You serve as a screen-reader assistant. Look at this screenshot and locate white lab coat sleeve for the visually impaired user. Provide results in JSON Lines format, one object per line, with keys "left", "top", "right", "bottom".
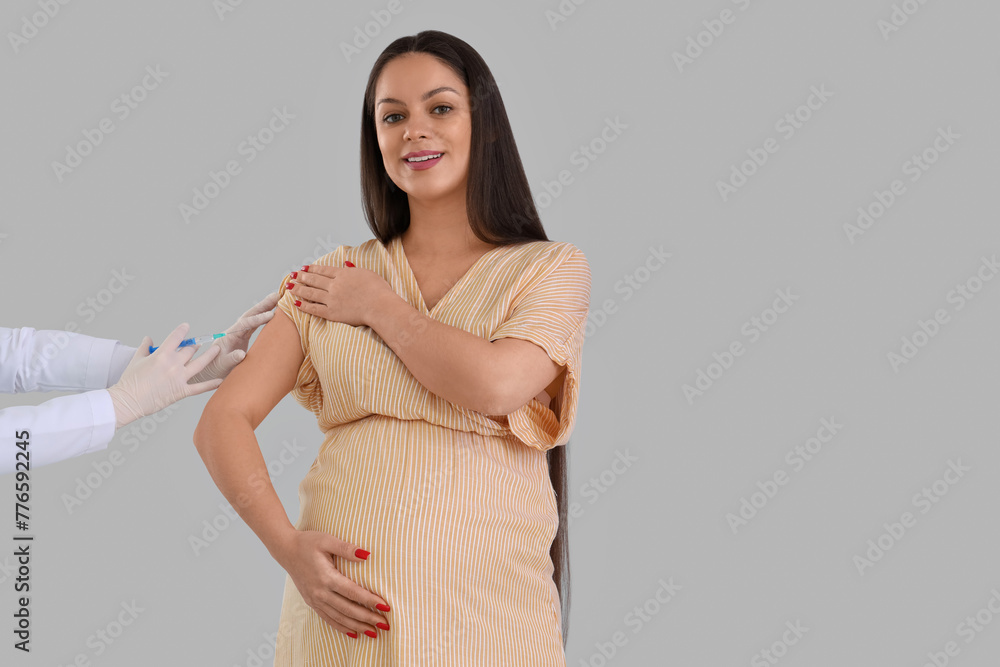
{"left": 108, "top": 342, "right": 136, "bottom": 386}
{"left": 0, "top": 327, "right": 119, "bottom": 392}
{"left": 0, "top": 327, "right": 121, "bottom": 475}
{"left": 0, "top": 391, "right": 116, "bottom": 475}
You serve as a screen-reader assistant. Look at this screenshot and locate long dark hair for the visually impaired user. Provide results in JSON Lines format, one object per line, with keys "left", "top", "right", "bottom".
{"left": 360, "top": 30, "right": 572, "bottom": 644}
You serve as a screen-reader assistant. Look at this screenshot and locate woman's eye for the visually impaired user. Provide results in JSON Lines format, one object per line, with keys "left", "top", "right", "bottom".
{"left": 382, "top": 106, "right": 452, "bottom": 124}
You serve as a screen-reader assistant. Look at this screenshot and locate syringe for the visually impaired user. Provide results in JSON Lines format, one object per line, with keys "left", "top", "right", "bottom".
{"left": 148, "top": 333, "right": 226, "bottom": 354}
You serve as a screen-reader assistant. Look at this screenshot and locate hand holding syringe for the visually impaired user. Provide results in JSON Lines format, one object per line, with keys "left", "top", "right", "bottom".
{"left": 148, "top": 333, "right": 227, "bottom": 354}
{"left": 144, "top": 291, "right": 277, "bottom": 371}
{"left": 108, "top": 293, "right": 279, "bottom": 430}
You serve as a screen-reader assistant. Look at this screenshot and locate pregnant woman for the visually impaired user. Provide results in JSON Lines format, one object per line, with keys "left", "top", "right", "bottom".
{"left": 194, "top": 30, "right": 591, "bottom": 665}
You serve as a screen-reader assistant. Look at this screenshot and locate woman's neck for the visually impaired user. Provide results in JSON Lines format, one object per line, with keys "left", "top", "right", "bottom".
{"left": 403, "top": 194, "right": 494, "bottom": 258}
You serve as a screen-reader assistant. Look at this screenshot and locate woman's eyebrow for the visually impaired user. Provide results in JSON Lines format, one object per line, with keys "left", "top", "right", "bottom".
{"left": 377, "top": 86, "right": 459, "bottom": 107}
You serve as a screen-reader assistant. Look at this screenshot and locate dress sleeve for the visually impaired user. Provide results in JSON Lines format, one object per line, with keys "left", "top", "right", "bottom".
{"left": 276, "top": 270, "right": 324, "bottom": 417}
{"left": 489, "top": 244, "right": 591, "bottom": 451}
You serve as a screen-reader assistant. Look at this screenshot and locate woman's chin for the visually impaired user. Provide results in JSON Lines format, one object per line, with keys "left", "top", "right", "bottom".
{"left": 402, "top": 182, "right": 463, "bottom": 202}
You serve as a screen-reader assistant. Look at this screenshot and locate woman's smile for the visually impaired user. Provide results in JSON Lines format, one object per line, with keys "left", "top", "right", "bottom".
{"left": 402, "top": 150, "right": 444, "bottom": 170}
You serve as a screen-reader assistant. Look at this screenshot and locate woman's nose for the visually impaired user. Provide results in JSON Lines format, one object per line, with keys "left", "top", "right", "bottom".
{"left": 403, "top": 119, "right": 429, "bottom": 141}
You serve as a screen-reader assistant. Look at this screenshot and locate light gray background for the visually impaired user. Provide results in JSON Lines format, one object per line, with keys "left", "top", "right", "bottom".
{"left": 2, "top": 1, "right": 999, "bottom": 665}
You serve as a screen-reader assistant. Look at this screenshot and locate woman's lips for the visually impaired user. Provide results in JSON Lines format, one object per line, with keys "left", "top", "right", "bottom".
{"left": 403, "top": 153, "right": 443, "bottom": 170}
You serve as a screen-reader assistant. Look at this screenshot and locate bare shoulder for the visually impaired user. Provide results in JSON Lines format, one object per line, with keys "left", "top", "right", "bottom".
{"left": 200, "top": 308, "right": 303, "bottom": 429}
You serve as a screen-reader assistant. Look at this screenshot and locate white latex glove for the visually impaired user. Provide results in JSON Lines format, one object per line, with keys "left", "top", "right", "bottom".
{"left": 189, "top": 292, "right": 279, "bottom": 384}
{"left": 107, "top": 323, "right": 226, "bottom": 429}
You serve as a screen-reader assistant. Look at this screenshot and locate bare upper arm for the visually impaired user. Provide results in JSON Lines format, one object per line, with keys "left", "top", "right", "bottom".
{"left": 490, "top": 337, "right": 564, "bottom": 416}
{"left": 197, "top": 307, "right": 304, "bottom": 431}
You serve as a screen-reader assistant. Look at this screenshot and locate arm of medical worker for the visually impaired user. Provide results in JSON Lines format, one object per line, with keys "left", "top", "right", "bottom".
{"left": 0, "top": 327, "right": 125, "bottom": 475}
{"left": 0, "top": 391, "right": 116, "bottom": 476}
{"left": 0, "top": 327, "right": 133, "bottom": 393}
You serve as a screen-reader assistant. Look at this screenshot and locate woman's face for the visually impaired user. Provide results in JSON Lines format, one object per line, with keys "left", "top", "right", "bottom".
{"left": 374, "top": 53, "right": 472, "bottom": 203}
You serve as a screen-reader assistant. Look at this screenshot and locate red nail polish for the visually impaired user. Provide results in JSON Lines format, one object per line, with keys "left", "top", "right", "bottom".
{"left": 376, "top": 603, "right": 391, "bottom": 612}
{"left": 291, "top": 271, "right": 298, "bottom": 279}
{"left": 286, "top": 282, "right": 294, "bottom": 290}
{"left": 345, "top": 261, "right": 355, "bottom": 267}
{"left": 364, "top": 629, "right": 377, "bottom": 638}
{"left": 301, "top": 265, "right": 309, "bottom": 272}
{"left": 355, "top": 548, "right": 370, "bottom": 560}
{"left": 294, "top": 300, "right": 301, "bottom": 307}
{"left": 377, "top": 622, "right": 390, "bottom": 631}
{"left": 347, "top": 632, "right": 358, "bottom": 638}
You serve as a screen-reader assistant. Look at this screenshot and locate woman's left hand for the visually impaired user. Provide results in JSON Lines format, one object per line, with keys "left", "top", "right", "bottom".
{"left": 287, "top": 262, "right": 395, "bottom": 328}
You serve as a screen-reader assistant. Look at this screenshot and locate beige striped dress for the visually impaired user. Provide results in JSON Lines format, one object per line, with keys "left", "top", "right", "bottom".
{"left": 272, "top": 235, "right": 590, "bottom": 666}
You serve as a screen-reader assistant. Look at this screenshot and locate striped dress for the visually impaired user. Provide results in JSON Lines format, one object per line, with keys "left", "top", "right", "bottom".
{"left": 272, "top": 234, "right": 590, "bottom": 666}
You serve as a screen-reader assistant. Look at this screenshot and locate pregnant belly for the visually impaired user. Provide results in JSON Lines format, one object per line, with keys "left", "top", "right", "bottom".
{"left": 294, "top": 416, "right": 557, "bottom": 568}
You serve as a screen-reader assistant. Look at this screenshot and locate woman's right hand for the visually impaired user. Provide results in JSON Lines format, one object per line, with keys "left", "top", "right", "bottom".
{"left": 273, "top": 529, "right": 391, "bottom": 638}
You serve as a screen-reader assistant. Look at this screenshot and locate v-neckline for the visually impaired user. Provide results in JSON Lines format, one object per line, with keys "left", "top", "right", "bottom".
{"left": 393, "top": 235, "right": 505, "bottom": 317}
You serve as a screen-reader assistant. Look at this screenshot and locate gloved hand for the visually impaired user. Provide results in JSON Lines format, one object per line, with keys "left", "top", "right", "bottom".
{"left": 188, "top": 292, "right": 279, "bottom": 384}
{"left": 107, "top": 323, "right": 226, "bottom": 429}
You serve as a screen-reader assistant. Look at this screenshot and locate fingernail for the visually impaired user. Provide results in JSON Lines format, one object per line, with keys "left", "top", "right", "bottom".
{"left": 286, "top": 282, "right": 294, "bottom": 290}
{"left": 301, "top": 265, "right": 310, "bottom": 272}
{"left": 347, "top": 632, "right": 358, "bottom": 638}
{"left": 355, "top": 548, "right": 370, "bottom": 560}
{"left": 364, "top": 629, "right": 377, "bottom": 638}
{"left": 291, "top": 271, "right": 298, "bottom": 279}
{"left": 294, "top": 300, "right": 301, "bottom": 307}
{"left": 377, "top": 622, "right": 390, "bottom": 631}
{"left": 345, "top": 261, "right": 355, "bottom": 267}
{"left": 376, "top": 603, "right": 391, "bottom": 612}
